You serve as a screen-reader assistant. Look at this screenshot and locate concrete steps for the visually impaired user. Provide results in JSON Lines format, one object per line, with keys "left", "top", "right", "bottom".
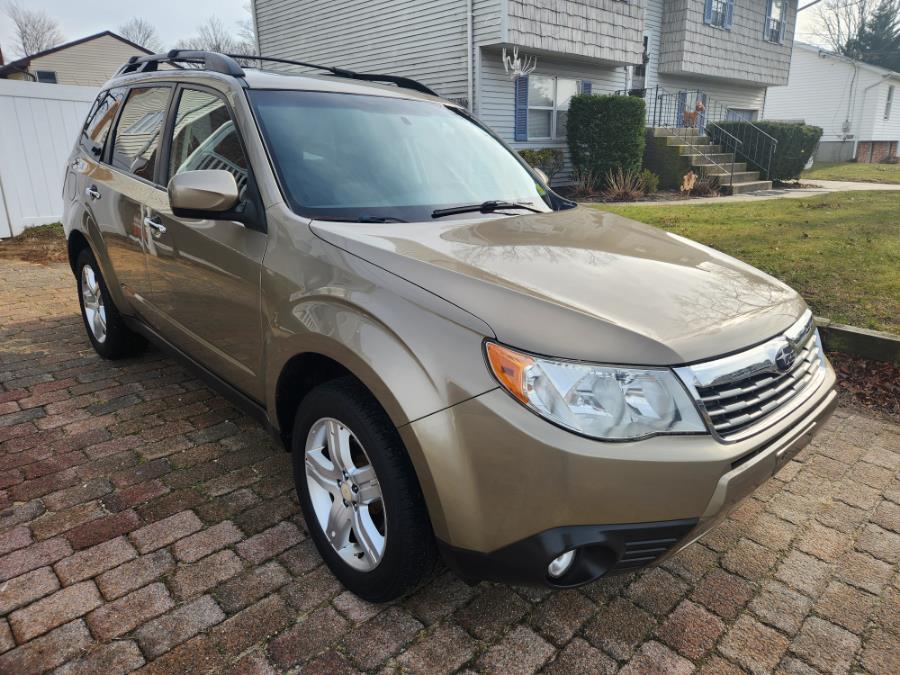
{"left": 648, "top": 127, "right": 772, "bottom": 194}
{"left": 706, "top": 171, "right": 761, "bottom": 186}
{"left": 728, "top": 180, "right": 776, "bottom": 194}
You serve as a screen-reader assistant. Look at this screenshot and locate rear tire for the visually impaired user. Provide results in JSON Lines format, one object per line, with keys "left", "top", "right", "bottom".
{"left": 292, "top": 377, "right": 437, "bottom": 602}
{"left": 75, "top": 247, "right": 145, "bottom": 359}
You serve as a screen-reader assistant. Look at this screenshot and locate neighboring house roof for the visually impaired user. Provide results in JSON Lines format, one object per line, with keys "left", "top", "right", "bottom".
{"left": 794, "top": 42, "right": 900, "bottom": 81}
{"left": 0, "top": 31, "right": 154, "bottom": 78}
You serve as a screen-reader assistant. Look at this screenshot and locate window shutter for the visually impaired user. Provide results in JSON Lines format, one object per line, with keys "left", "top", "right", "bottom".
{"left": 703, "top": 0, "right": 713, "bottom": 25}
{"left": 724, "top": 0, "right": 734, "bottom": 29}
{"left": 514, "top": 75, "right": 529, "bottom": 142}
{"left": 581, "top": 80, "right": 592, "bottom": 95}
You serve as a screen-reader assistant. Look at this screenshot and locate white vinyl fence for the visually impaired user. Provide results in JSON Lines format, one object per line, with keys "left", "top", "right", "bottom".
{"left": 0, "top": 80, "right": 97, "bottom": 239}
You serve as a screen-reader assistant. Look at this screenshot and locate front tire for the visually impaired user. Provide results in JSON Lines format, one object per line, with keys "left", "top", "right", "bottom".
{"left": 75, "top": 248, "right": 145, "bottom": 359}
{"left": 292, "top": 377, "right": 437, "bottom": 602}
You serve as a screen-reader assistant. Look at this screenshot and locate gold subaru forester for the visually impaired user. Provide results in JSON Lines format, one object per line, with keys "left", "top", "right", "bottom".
{"left": 63, "top": 50, "right": 837, "bottom": 601}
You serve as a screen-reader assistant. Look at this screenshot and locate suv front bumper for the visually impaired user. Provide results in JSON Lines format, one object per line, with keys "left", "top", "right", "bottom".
{"left": 401, "top": 362, "right": 837, "bottom": 587}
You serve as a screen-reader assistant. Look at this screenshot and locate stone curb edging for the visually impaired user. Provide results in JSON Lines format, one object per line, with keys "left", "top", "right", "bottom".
{"left": 815, "top": 317, "right": 900, "bottom": 363}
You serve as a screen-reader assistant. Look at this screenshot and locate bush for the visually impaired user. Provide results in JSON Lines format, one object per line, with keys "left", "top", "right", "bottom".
{"left": 518, "top": 148, "right": 565, "bottom": 184}
{"left": 640, "top": 169, "right": 660, "bottom": 194}
{"left": 603, "top": 168, "right": 645, "bottom": 201}
{"left": 716, "top": 121, "right": 823, "bottom": 181}
{"left": 567, "top": 95, "right": 646, "bottom": 184}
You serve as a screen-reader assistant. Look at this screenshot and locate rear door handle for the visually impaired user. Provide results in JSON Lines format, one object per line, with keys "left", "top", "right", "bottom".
{"left": 143, "top": 216, "right": 167, "bottom": 236}
{"left": 86, "top": 186, "right": 101, "bottom": 200}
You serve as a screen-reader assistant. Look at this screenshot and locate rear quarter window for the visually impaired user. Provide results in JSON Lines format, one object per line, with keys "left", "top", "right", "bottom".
{"left": 81, "top": 88, "right": 127, "bottom": 158}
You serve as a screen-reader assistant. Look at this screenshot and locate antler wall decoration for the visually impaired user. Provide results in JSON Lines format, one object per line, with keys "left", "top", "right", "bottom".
{"left": 502, "top": 47, "right": 537, "bottom": 79}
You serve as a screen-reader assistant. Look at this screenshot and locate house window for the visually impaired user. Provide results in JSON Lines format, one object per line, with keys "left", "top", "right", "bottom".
{"left": 765, "top": 0, "right": 787, "bottom": 43}
{"left": 704, "top": 0, "right": 732, "bottom": 29}
{"left": 886, "top": 85, "right": 895, "bottom": 120}
{"left": 35, "top": 70, "right": 57, "bottom": 83}
{"left": 527, "top": 75, "right": 579, "bottom": 140}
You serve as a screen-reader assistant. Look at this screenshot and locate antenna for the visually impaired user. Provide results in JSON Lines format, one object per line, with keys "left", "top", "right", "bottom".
{"left": 502, "top": 47, "right": 537, "bottom": 79}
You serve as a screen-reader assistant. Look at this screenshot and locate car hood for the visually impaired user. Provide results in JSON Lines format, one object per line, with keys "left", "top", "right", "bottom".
{"left": 310, "top": 207, "right": 806, "bottom": 365}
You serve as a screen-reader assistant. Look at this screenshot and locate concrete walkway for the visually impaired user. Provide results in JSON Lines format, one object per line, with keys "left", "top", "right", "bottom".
{"left": 600, "top": 179, "right": 900, "bottom": 207}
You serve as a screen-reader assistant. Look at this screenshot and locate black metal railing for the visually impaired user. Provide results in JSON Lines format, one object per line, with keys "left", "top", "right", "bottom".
{"left": 615, "top": 87, "right": 778, "bottom": 180}
{"left": 673, "top": 123, "right": 739, "bottom": 188}
{"left": 708, "top": 120, "right": 777, "bottom": 179}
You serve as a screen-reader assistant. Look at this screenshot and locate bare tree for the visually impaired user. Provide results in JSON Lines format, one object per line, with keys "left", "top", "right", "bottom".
{"left": 812, "top": 0, "right": 873, "bottom": 53}
{"left": 4, "top": 1, "right": 64, "bottom": 57}
{"left": 118, "top": 17, "right": 162, "bottom": 53}
{"left": 175, "top": 17, "right": 242, "bottom": 53}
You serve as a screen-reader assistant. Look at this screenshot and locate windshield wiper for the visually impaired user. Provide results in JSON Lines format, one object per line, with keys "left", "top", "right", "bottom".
{"left": 431, "top": 200, "right": 545, "bottom": 219}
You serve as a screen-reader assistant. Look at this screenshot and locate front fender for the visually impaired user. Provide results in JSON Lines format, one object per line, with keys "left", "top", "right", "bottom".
{"left": 264, "top": 291, "right": 496, "bottom": 429}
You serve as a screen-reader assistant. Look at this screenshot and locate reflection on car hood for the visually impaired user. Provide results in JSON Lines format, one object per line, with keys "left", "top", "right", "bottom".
{"left": 310, "top": 207, "right": 806, "bottom": 365}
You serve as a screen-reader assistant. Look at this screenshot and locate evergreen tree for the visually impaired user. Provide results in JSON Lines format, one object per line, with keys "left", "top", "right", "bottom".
{"left": 843, "top": 0, "right": 900, "bottom": 71}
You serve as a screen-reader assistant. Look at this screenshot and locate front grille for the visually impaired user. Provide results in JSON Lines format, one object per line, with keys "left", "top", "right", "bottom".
{"left": 675, "top": 311, "right": 828, "bottom": 441}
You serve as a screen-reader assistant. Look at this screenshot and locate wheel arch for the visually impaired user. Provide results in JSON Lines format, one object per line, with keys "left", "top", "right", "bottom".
{"left": 66, "top": 228, "right": 91, "bottom": 274}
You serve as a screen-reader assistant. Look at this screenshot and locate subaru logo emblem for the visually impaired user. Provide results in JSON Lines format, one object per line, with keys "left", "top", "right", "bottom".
{"left": 774, "top": 343, "right": 795, "bottom": 372}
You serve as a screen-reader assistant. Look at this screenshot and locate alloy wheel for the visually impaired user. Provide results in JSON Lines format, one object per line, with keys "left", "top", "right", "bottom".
{"left": 304, "top": 417, "right": 387, "bottom": 571}
{"left": 81, "top": 264, "right": 107, "bottom": 343}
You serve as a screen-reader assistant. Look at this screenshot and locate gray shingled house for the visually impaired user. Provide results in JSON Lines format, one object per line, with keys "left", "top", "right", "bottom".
{"left": 252, "top": 1, "right": 798, "bottom": 187}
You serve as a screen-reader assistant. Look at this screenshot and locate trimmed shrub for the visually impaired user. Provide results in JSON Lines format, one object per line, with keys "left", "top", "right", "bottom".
{"left": 518, "top": 148, "right": 565, "bottom": 184}
{"left": 716, "top": 121, "right": 823, "bottom": 181}
{"left": 567, "top": 95, "right": 646, "bottom": 185}
{"left": 640, "top": 169, "right": 660, "bottom": 194}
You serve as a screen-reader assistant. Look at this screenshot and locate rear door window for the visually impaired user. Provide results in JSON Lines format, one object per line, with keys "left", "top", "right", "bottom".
{"left": 110, "top": 86, "right": 172, "bottom": 183}
{"left": 81, "top": 88, "right": 127, "bottom": 158}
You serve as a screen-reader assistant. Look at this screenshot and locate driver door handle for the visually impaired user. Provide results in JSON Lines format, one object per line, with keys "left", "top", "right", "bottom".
{"left": 86, "top": 186, "right": 101, "bottom": 200}
{"left": 143, "top": 216, "right": 166, "bottom": 236}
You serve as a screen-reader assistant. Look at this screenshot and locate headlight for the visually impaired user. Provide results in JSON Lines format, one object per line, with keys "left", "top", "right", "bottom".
{"left": 485, "top": 342, "right": 707, "bottom": 440}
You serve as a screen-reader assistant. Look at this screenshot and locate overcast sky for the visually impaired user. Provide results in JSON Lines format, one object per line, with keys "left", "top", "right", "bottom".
{"left": 0, "top": 0, "right": 249, "bottom": 58}
{"left": 1, "top": 1, "right": 825, "bottom": 60}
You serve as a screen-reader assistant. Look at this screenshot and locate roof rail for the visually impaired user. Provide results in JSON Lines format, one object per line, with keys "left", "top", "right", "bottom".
{"left": 117, "top": 50, "right": 245, "bottom": 77}
{"left": 226, "top": 54, "right": 438, "bottom": 97}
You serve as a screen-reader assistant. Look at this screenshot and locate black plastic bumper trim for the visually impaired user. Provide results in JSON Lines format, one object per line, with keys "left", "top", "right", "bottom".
{"left": 437, "top": 518, "right": 699, "bottom": 588}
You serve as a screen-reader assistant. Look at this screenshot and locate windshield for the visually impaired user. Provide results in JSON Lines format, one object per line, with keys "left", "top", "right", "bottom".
{"left": 248, "top": 90, "right": 554, "bottom": 222}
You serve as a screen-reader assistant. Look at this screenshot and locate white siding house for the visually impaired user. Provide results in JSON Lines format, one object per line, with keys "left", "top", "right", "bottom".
{"left": 764, "top": 43, "right": 900, "bottom": 163}
{"left": 0, "top": 32, "right": 153, "bottom": 87}
{"left": 252, "top": 0, "right": 799, "bottom": 181}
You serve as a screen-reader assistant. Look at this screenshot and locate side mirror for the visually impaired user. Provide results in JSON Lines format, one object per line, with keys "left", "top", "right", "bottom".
{"left": 168, "top": 170, "right": 239, "bottom": 216}
{"left": 534, "top": 168, "right": 549, "bottom": 184}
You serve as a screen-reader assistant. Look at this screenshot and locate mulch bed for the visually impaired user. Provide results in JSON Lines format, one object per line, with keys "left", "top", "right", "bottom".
{"left": 0, "top": 224, "right": 67, "bottom": 264}
{"left": 829, "top": 352, "right": 900, "bottom": 418}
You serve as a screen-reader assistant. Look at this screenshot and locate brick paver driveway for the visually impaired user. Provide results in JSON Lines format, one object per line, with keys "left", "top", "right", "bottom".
{"left": 1, "top": 257, "right": 898, "bottom": 675}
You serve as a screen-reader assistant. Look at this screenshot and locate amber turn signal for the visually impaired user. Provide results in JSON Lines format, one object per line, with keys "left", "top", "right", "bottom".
{"left": 485, "top": 342, "right": 534, "bottom": 403}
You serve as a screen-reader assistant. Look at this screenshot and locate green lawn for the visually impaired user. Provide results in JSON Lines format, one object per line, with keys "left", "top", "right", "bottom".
{"left": 802, "top": 161, "right": 900, "bottom": 184}
{"left": 598, "top": 191, "right": 900, "bottom": 334}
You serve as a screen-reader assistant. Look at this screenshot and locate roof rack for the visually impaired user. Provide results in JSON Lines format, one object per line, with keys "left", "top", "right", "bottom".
{"left": 225, "top": 54, "right": 438, "bottom": 97}
{"left": 117, "top": 50, "right": 245, "bottom": 77}
{"left": 115, "top": 50, "right": 438, "bottom": 98}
